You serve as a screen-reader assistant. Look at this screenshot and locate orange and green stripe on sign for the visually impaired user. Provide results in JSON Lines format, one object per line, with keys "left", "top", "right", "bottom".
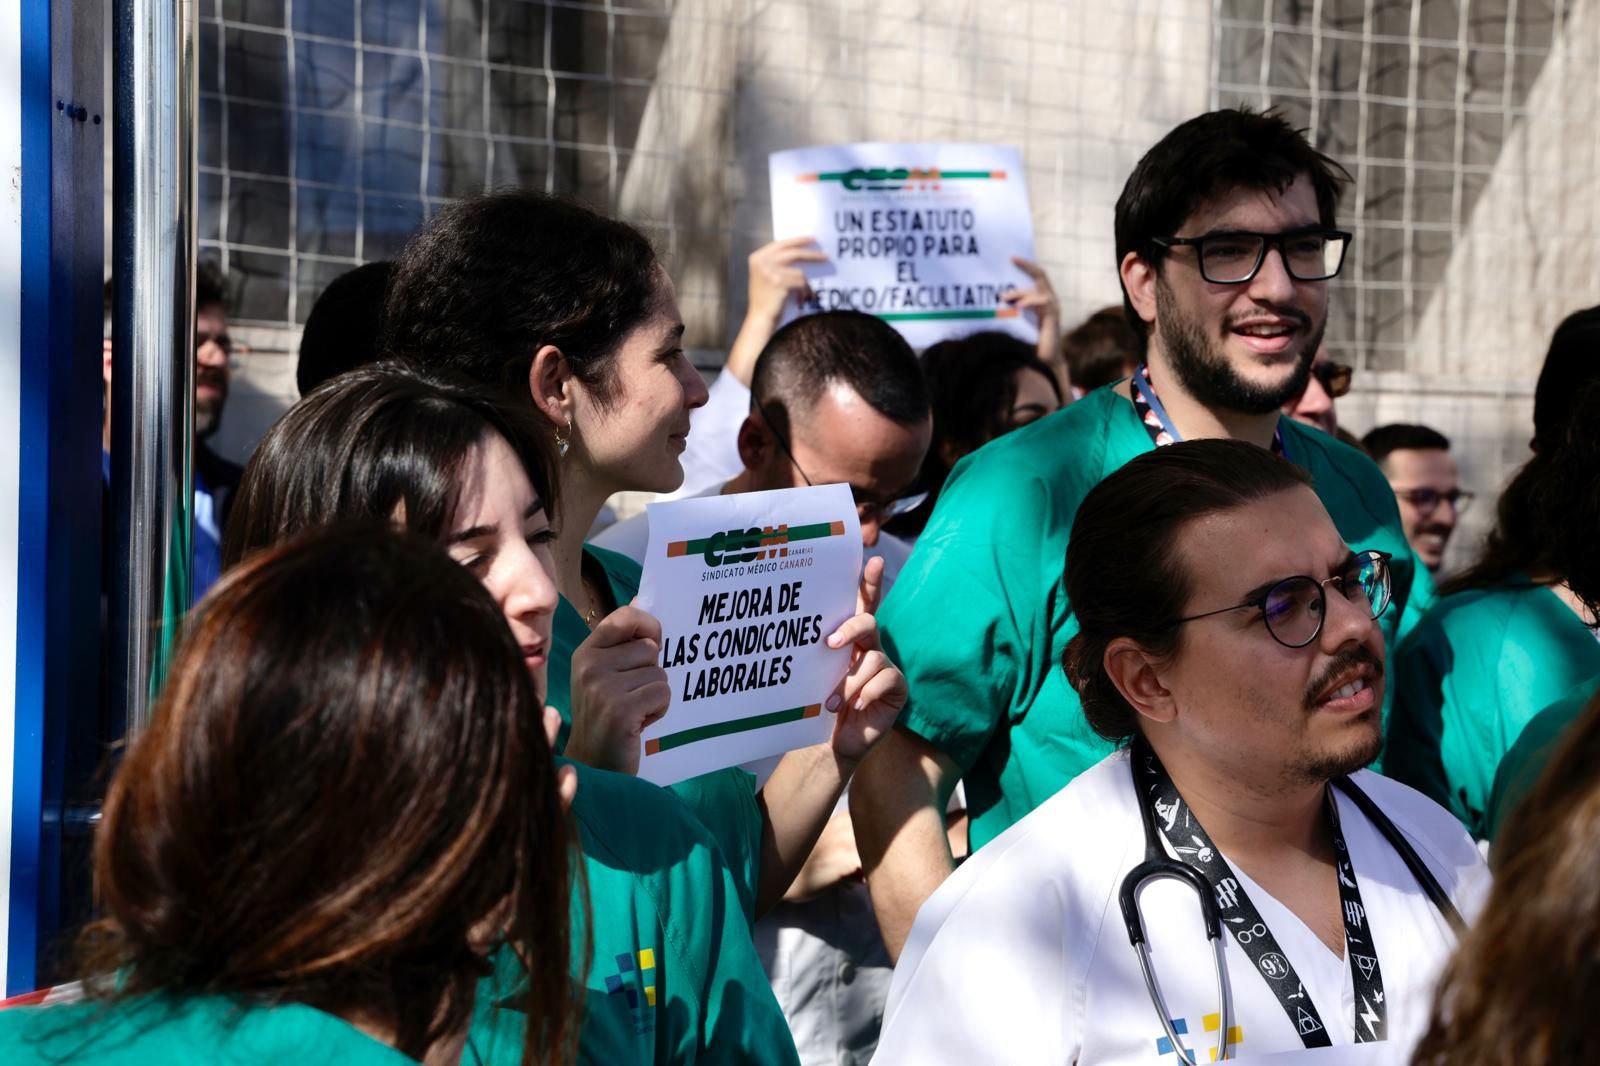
{"left": 666, "top": 520, "right": 846, "bottom": 559}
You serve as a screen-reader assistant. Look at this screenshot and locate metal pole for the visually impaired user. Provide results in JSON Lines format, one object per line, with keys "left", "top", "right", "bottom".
{"left": 110, "top": 0, "right": 196, "bottom": 739}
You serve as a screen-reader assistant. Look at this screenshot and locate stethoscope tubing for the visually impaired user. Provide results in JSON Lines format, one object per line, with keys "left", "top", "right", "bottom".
{"left": 1121, "top": 773, "right": 1462, "bottom": 1063}
{"left": 1121, "top": 861, "right": 1232, "bottom": 1064}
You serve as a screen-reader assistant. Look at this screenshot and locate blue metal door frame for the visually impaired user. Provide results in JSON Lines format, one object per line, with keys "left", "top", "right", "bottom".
{"left": 6, "top": 0, "right": 105, "bottom": 996}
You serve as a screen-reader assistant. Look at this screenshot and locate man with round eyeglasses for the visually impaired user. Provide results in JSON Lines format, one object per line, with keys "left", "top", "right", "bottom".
{"left": 852, "top": 107, "right": 1427, "bottom": 961}
{"left": 874, "top": 439, "right": 1485, "bottom": 1066}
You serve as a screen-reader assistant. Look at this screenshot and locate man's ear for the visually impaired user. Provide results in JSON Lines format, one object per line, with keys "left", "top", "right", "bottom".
{"left": 1120, "top": 251, "right": 1159, "bottom": 331}
{"left": 528, "top": 344, "right": 572, "bottom": 427}
{"left": 1103, "top": 636, "right": 1178, "bottom": 726}
{"left": 735, "top": 413, "right": 771, "bottom": 471}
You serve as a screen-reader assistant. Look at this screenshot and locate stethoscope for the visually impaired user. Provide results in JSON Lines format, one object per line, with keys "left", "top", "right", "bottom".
{"left": 1117, "top": 772, "right": 1465, "bottom": 1065}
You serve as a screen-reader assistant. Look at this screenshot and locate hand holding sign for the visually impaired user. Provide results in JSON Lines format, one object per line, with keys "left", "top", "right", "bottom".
{"left": 769, "top": 143, "right": 1037, "bottom": 349}
{"left": 1004, "top": 255, "right": 1068, "bottom": 393}
{"left": 748, "top": 237, "right": 828, "bottom": 324}
{"left": 634, "top": 484, "right": 864, "bottom": 785}
{"left": 565, "top": 605, "right": 673, "bottom": 776}
{"left": 823, "top": 556, "right": 907, "bottom": 766}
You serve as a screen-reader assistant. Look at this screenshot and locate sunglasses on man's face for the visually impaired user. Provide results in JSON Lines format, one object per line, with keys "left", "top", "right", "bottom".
{"left": 1311, "top": 360, "right": 1353, "bottom": 398}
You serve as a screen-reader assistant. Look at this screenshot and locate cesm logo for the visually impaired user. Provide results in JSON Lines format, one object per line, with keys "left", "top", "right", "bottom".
{"left": 797, "top": 166, "right": 1008, "bottom": 193}
{"left": 667, "top": 520, "right": 848, "bottom": 569}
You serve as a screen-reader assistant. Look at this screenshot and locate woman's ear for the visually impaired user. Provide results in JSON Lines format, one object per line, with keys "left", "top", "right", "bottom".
{"left": 1103, "top": 637, "right": 1178, "bottom": 726}
{"left": 528, "top": 344, "right": 571, "bottom": 427}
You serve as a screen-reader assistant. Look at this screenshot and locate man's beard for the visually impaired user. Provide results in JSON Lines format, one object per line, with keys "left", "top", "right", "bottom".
{"left": 1154, "top": 279, "right": 1321, "bottom": 415}
{"left": 195, "top": 369, "right": 227, "bottom": 440}
{"left": 1291, "top": 724, "right": 1384, "bottom": 783}
{"left": 195, "top": 398, "right": 222, "bottom": 440}
{"left": 1289, "top": 646, "right": 1386, "bottom": 783}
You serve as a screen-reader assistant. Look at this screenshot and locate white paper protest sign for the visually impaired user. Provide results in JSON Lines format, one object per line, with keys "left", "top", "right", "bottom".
{"left": 769, "top": 142, "right": 1037, "bottom": 350}
{"left": 633, "top": 484, "right": 863, "bottom": 786}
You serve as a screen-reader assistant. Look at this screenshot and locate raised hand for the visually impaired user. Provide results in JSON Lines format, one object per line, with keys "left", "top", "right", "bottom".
{"left": 1004, "top": 256, "right": 1067, "bottom": 392}
{"left": 563, "top": 605, "right": 672, "bottom": 776}
{"left": 824, "top": 557, "right": 907, "bottom": 765}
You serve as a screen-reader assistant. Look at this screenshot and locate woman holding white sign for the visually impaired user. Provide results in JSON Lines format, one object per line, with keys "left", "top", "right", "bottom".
{"left": 223, "top": 363, "right": 801, "bottom": 1066}
{"left": 384, "top": 190, "right": 910, "bottom": 923}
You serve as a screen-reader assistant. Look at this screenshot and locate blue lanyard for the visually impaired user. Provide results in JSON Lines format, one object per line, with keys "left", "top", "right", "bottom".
{"left": 1131, "top": 364, "right": 1291, "bottom": 462}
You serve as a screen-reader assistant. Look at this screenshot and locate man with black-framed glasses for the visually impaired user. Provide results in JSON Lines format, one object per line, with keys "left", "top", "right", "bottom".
{"left": 853, "top": 107, "right": 1427, "bottom": 962}
{"left": 874, "top": 439, "right": 1484, "bottom": 1065}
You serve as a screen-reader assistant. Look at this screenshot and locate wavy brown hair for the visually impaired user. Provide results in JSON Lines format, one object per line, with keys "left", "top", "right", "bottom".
{"left": 1413, "top": 687, "right": 1600, "bottom": 1065}
{"left": 1414, "top": 390, "right": 1600, "bottom": 1065}
{"left": 79, "top": 526, "right": 575, "bottom": 1064}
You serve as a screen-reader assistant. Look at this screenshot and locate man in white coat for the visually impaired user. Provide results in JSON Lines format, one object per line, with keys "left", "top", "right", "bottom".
{"left": 873, "top": 439, "right": 1487, "bottom": 1065}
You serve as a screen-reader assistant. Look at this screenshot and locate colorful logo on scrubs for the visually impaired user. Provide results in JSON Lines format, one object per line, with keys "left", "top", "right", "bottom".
{"left": 605, "top": 950, "right": 657, "bottom": 1034}
{"left": 666, "top": 520, "right": 848, "bottom": 569}
{"left": 794, "top": 167, "right": 1009, "bottom": 193}
{"left": 1154, "top": 1015, "right": 1245, "bottom": 1063}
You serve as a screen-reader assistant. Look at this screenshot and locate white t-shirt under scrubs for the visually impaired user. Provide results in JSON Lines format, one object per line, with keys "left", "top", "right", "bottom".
{"left": 874, "top": 749, "right": 1488, "bottom": 1065}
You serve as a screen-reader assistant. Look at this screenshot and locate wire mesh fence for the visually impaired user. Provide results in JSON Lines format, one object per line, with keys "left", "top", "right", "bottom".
{"left": 200, "top": 0, "right": 1598, "bottom": 554}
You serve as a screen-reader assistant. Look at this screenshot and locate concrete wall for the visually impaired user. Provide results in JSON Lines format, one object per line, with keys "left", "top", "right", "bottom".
{"left": 201, "top": 0, "right": 1592, "bottom": 577}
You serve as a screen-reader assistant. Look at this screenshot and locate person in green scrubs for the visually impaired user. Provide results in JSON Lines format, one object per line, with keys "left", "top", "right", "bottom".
{"left": 1412, "top": 380, "right": 1600, "bottom": 1062}
{"left": 222, "top": 364, "right": 802, "bottom": 1066}
{"left": 0, "top": 528, "right": 576, "bottom": 1065}
{"left": 385, "top": 193, "right": 910, "bottom": 926}
{"left": 1387, "top": 309, "right": 1600, "bottom": 840}
{"left": 1479, "top": 372, "right": 1600, "bottom": 842}
{"left": 849, "top": 108, "right": 1426, "bottom": 959}
{"left": 1487, "top": 678, "right": 1600, "bottom": 842}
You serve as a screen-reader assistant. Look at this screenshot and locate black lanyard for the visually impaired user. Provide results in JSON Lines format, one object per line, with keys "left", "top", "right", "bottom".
{"left": 1130, "top": 741, "right": 1387, "bottom": 1047}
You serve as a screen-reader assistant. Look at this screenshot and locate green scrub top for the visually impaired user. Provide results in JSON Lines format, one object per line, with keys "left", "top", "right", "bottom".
{"left": 0, "top": 993, "right": 416, "bottom": 1065}
{"left": 1386, "top": 580, "right": 1600, "bottom": 839}
{"left": 878, "top": 384, "right": 1423, "bottom": 852}
{"left": 469, "top": 762, "right": 800, "bottom": 1066}
{"left": 549, "top": 546, "right": 764, "bottom": 922}
{"left": 1485, "top": 673, "right": 1600, "bottom": 842}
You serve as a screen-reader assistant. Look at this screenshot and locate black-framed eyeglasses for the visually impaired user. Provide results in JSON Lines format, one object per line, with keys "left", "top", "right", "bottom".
{"left": 1163, "top": 550, "right": 1392, "bottom": 649}
{"left": 1393, "top": 488, "right": 1474, "bottom": 516}
{"left": 759, "top": 405, "right": 927, "bottom": 523}
{"left": 1151, "top": 228, "right": 1354, "bottom": 285}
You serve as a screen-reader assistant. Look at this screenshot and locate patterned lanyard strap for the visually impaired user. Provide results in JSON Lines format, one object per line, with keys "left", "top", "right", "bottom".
{"left": 1129, "top": 741, "right": 1387, "bottom": 1048}
{"left": 1130, "top": 364, "right": 1290, "bottom": 460}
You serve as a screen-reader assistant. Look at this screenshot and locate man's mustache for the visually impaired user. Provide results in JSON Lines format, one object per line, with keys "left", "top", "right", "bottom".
{"left": 1305, "top": 646, "right": 1385, "bottom": 706}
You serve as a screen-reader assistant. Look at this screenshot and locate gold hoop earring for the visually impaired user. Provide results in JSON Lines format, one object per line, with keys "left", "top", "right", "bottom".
{"left": 554, "top": 417, "right": 573, "bottom": 458}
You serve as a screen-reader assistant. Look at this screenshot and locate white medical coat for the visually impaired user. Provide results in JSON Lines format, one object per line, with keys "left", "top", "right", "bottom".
{"left": 874, "top": 750, "right": 1488, "bottom": 1064}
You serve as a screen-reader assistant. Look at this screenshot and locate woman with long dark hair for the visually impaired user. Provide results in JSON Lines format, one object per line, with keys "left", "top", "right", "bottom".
{"left": 383, "top": 191, "right": 908, "bottom": 922}
{"left": 222, "top": 362, "right": 798, "bottom": 1064}
{"left": 1413, "top": 381, "right": 1600, "bottom": 1064}
{"left": 1385, "top": 307, "right": 1600, "bottom": 840}
{"left": 0, "top": 526, "right": 574, "bottom": 1065}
